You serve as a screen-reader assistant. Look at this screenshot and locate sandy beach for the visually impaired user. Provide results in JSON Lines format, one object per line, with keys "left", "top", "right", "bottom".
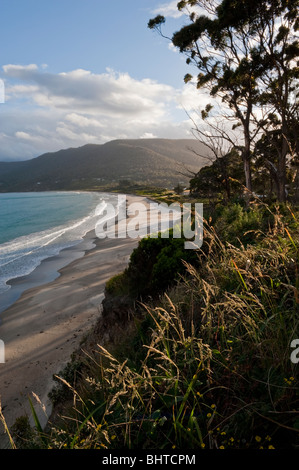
{"left": 0, "top": 194, "right": 150, "bottom": 448}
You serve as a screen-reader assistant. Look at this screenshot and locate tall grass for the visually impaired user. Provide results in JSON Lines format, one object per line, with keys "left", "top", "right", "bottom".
{"left": 10, "top": 202, "right": 299, "bottom": 449}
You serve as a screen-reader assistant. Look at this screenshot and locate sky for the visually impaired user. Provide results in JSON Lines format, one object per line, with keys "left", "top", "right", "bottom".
{"left": 0, "top": 0, "right": 210, "bottom": 162}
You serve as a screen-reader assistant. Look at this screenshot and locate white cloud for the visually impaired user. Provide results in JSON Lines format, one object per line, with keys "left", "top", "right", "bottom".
{"left": 168, "top": 42, "right": 179, "bottom": 53}
{"left": 152, "top": 1, "right": 185, "bottom": 19}
{"left": 176, "top": 81, "right": 212, "bottom": 112}
{"left": 140, "top": 132, "right": 158, "bottom": 139}
{"left": 8, "top": 84, "right": 39, "bottom": 94}
{"left": 15, "top": 131, "right": 42, "bottom": 142}
{"left": 4, "top": 65, "right": 173, "bottom": 117}
{"left": 3, "top": 64, "right": 38, "bottom": 75}
{"left": 56, "top": 124, "right": 97, "bottom": 142}
{"left": 0, "top": 64, "right": 199, "bottom": 160}
{"left": 152, "top": 1, "right": 209, "bottom": 21}
{"left": 65, "top": 113, "right": 105, "bottom": 129}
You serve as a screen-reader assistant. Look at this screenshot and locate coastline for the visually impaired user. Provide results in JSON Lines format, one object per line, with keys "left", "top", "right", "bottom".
{"left": 0, "top": 232, "right": 97, "bottom": 317}
{"left": 0, "top": 194, "right": 149, "bottom": 448}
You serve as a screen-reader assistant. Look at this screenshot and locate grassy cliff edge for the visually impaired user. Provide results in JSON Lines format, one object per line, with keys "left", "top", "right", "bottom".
{"left": 9, "top": 197, "right": 299, "bottom": 450}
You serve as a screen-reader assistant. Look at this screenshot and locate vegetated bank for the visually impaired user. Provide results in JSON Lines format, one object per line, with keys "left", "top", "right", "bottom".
{"left": 10, "top": 192, "right": 299, "bottom": 450}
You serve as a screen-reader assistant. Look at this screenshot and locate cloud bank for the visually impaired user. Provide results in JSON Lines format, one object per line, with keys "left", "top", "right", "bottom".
{"left": 0, "top": 64, "right": 209, "bottom": 161}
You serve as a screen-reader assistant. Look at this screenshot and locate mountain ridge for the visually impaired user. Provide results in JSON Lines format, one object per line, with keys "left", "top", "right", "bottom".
{"left": 0, "top": 138, "right": 211, "bottom": 192}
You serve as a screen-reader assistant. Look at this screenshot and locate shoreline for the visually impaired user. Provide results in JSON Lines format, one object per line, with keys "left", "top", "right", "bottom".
{"left": 0, "top": 190, "right": 118, "bottom": 317}
{"left": 0, "top": 194, "right": 150, "bottom": 448}
{"left": 0, "top": 233, "right": 97, "bottom": 318}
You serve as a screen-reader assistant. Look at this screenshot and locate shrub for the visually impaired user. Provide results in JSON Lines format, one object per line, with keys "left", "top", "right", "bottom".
{"left": 125, "top": 231, "right": 198, "bottom": 297}
{"left": 105, "top": 272, "right": 129, "bottom": 296}
{"left": 213, "top": 203, "right": 266, "bottom": 245}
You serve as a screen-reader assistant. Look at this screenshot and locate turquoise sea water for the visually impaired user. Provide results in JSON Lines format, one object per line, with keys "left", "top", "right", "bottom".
{"left": 0, "top": 191, "right": 117, "bottom": 298}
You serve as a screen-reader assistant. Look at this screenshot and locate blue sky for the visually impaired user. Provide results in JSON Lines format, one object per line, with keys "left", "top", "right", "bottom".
{"left": 0, "top": 1, "right": 208, "bottom": 161}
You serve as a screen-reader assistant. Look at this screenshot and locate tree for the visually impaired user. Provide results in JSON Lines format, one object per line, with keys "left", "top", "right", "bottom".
{"left": 186, "top": 104, "right": 245, "bottom": 200}
{"left": 220, "top": 0, "right": 299, "bottom": 202}
{"left": 190, "top": 148, "right": 244, "bottom": 201}
{"left": 149, "top": 0, "right": 261, "bottom": 196}
{"left": 254, "top": 130, "right": 283, "bottom": 199}
{"left": 149, "top": 0, "right": 299, "bottom": 202}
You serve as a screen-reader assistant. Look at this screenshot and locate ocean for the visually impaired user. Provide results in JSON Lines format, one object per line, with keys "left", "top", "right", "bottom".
{"left": 0, "top": 191, "right": 120, "bottom": 314}
{"left": 0, "top": 191, "right": 184, "bottom": 316}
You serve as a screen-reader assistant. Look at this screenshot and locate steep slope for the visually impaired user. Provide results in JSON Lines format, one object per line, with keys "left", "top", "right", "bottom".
{"left": 0, "top": 139, "right": 211, "bottom": 191}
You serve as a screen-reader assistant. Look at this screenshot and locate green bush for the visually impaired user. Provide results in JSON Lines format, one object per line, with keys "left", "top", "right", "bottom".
{"left": 125, "top": 231, "right": 198, "bottom": 297}
{"left": 214, "top": 203, "right": 265, "bottom": 245}
{"left": 105, "top": 272, "right": 129, "bottom": 296}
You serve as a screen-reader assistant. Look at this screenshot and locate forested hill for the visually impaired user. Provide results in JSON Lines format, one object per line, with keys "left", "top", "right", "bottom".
{"left": 0, "top": 139, "right": 210, "bottom": 192}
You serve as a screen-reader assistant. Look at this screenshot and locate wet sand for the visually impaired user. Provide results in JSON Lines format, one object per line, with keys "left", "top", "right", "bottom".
{"left": 0, "top": 195, "right": 150, "bottom": 448}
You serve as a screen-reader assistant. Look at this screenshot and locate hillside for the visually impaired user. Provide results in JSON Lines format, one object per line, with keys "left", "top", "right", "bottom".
{"left": 0, "top": 139, "right": 211, "bottom": 192}
{"left": 13, "top": 199, "right": 299, "bottom": 450}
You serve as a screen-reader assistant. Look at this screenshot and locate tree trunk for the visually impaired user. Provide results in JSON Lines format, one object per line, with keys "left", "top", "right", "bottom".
{"left": 220, "top": 159, "right": 231, "bottom": 201}
{"left": 242, "top": 124, "right": 253, "bottom": 201}
{"left": 277, "top": 155, "right": 287, "bottom": 203}
{"left": 277, "top": 125, "right": 288, "bottom": 203}
{"left": 243, "top": 157, "right": 252, "bottom": 192}
{"left": 225, "top": 176, "right": 231, "bottom": 201}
